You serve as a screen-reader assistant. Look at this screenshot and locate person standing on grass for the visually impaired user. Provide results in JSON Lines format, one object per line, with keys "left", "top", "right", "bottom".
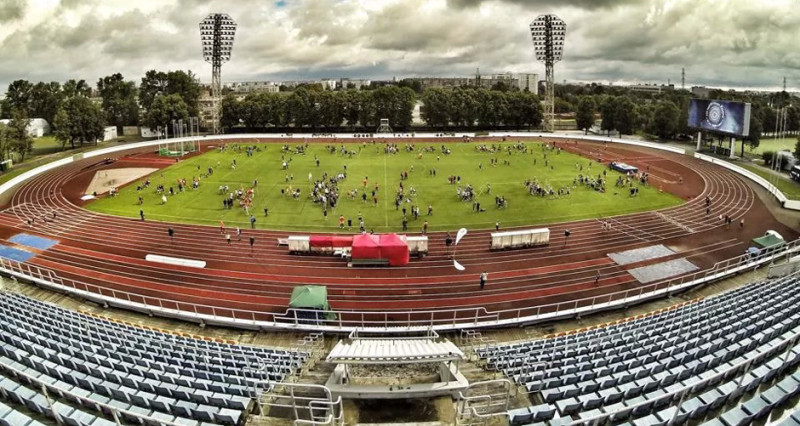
{"left": 496, "top": 221, "right": 500, "bottom": 231}
{"left": 480, "top": 272, "right": 487, "bottom": 290}
{"left": 140, "top": 210, "right": 145, "bottom": 221}
{"left": 250, "top": 215, "right": 256, "bottom": 229}
{"left": 422, "top": 220, "right": 428, "bottom": 235}
{"left": 339, "top": 215, "right": 345, "bottom": 229}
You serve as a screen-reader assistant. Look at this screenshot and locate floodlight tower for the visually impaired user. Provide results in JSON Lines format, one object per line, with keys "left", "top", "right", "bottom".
{"left": 200, "top": 13, "right": 237, "bottom": 134}
{"left": 530, "top": 15, "right": 566, "bottom": 132}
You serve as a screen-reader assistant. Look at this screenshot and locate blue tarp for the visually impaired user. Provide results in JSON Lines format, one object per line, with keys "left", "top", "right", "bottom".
{"left": 9, "top": 233, "right": 58, "bottom": 250}
{"left": 0, "top": 245, "right": 35, "bottom": 262}
{"left": 610, "top": 162, "right": 639, "bottom": 174}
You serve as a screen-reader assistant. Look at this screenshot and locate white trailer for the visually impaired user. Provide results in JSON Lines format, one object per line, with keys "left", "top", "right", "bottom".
{"left": 406, "top": 236, "right": 429, "bottom": 257}
{"left": 490, "top": 228, "right": 550, "bottom": 250}
{"left": 287, "top": 236, "right": 310, "bottom": 253}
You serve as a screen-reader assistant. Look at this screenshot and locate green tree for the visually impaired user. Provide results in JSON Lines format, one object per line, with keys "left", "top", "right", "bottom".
{"left": 3, "top": 79, "right": 33, "bottom": 117}
{"left": 7, "top": 111, "right": 33, "bottom": 161}
{"left": 651, "top": 101, "right": 680, "bottom": 139}
{"left": 613, "top": 96, "right": 636, "bottom": 135}
{"left": 490, "top": 80, "right": 513, "bottom": 92}
{"left": 452, "top": 88, "right": 479, "bottom": 128}
{"left": 318, "top": 91, "right": 344, "bottom": 129}
{"left": 743, "top": 115, "right": 762, "bottom": 156}
{"left": 575, "top": 96, "right": 596, "bottom": 134}
{"left": 0, "top": 123, "right": 10, "bottom": 161}
{"left": 97, "top": 73, "right": 139, "bottom": 130}
{"left": 139, "top": 70, "right": 202, "bottom": 117}
{"left": 341, "top": 90, "right": 362, "bottom": 128}
{"left": 53, "top": 96, "right": 105, "bottom": 149}
{"left": 420, "top": 88, "right": 452, "bottom": 128}
{"left": 220, "top": 95, "right": 240, "bottom": 130}
{"left": 286, "top": 87, "right": 321, "bottom": 128}
{"left": 143, "top": 94, "right": 189, "bottom": 135}
{"left": 29, "top": 82, "right": 62, "bottom": 127}
{"left": 505, "top": 91, "right": 541, "bottom": 129}
{"left": 600, "top": 97, "right": 616, "bottom": 136}
{"left": 553, "top": 97, "right": 573, "bottom": 114}
{"left": 476, "top": 89, "right": 507, "bottom": 128}
{"left": 62, "top": 79, "right": 91, "bottom": 98}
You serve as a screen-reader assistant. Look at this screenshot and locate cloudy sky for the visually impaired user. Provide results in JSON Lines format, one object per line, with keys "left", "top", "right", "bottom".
{"left": 0, "top": 0, "right": 797, "bottom": 92}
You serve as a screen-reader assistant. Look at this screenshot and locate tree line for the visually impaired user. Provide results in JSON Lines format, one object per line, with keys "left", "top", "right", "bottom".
{"left": 420, "top": 88, "right": 542, "bottom": 129}
{"left": 0, "top": 70, "right": 203, "bottom": 152}
{"left": 220, "top": 84, "right": 417, "bottom": 131}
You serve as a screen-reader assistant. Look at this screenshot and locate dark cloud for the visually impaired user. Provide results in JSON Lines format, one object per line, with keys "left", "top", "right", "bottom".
{"left": 0, "top": 0, "right": 26, "bottom": 23}
{"left": 447, "top": 0, "right": 640, "bottom": 10}
{"left": 0, "top": 0, "right": 797, "bottom": 92}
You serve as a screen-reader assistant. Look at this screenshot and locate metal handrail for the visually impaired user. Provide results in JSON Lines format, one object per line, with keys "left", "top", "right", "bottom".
{"left": 0, "top": 238, "right": 797, "bottom": 332}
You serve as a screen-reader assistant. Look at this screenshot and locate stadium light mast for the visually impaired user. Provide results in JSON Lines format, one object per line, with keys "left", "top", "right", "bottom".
{"left": 200, "top": 13, "right": 237, "bottom": 134}
{"left": 530, "top": 14, "right": 566, "bottom": 132}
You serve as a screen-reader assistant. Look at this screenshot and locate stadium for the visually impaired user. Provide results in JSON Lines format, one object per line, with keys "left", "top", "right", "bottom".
{"left": 0, "top": 128, "right": 798, "bottom": 426}
{"left": 0, "top": 3, "right": 799, "bottom": 426}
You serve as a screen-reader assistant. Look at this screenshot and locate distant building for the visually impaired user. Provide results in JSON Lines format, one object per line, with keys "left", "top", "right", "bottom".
{"left": 691, "top": 86, "right": 713, "bottom": 98}
{"left": 410, "top": 72, "right": 538, "bottom": 93}
{"left": 491, "top": 73, "right": 539, "bottom": 94}
{"left": 0, "top": 118, "right": 50, "bottom": 137}
{"left": 228, "top": 81, "right": 280, "bottom": 94}
{"left": 319, "top": 79, "right": 338, "bottom": 91}
{"left": 629, "top": 83, "right": 674, "bottom": 94}
{"left": 339, "top": 78, "right": 371, "bottom": 90}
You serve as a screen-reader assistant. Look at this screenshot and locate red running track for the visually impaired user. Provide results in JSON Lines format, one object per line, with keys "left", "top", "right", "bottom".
{"left": 0, "top": 137, "right": 794, "bottom": 324}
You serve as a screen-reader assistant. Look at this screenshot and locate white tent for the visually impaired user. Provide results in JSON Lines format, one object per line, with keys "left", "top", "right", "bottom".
{"left": 0, "top": 118, "right": 50, "bottom": 138}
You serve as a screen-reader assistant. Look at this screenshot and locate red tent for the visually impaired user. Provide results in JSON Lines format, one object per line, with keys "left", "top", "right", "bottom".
{"left": 379, "top": 233, "right": 410, "bottom": 266}
{"left": 351, "top": 234, "right": 381, "bottom": 260}
{"left": 310, "top": 235, "right": 353, "bottom": 248}
{"left": 309, "top": 235, "right": 333, "bottom": 248}
{"left": 331, "top": 235, "right": 354, "bottom": 248}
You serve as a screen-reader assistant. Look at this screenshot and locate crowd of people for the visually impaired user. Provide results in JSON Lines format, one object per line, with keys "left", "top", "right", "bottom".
{"left": 130, "top": 140, "right": 656, "bottom": 234}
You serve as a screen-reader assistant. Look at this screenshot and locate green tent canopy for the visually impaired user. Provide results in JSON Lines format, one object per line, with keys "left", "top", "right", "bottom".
{"left": 752, "top": 233, "right": 784, "bottom": 249}
{"left": 289, "top": 285, "right": 336, "bottom": 321}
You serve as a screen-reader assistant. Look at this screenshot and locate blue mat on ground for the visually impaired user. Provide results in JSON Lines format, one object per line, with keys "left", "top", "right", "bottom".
{"left": 0, "top": 245, "right": 35, "bottom": 263}
{"left": 9, "top": 233, "right": 58, "bottom": 250}
{"left": 610, "top": 161, "right": 639, "bottom": 174}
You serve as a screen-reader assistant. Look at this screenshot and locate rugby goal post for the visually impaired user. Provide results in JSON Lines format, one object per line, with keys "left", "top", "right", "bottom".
{"left": 376, "top": 118, "right": 392, "bottom": 133}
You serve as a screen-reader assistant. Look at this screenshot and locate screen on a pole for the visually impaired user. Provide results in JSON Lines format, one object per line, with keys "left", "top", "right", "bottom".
{"left": 687, "top": 99, "right": 751, "bottom": 137}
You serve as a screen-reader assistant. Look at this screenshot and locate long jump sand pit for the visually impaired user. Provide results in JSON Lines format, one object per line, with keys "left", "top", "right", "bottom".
{"left": 84, "top": 168, "right": 158, "bottom": 195}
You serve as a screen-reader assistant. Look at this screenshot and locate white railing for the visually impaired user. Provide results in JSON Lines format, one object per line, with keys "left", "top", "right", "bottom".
{"left": 694, "top": 152, "right": 800, "bottom": 211}
{"left": 488, "top": 132, "right": 687, "bottom": 155}
{"left": 1, "top": 238, "right": 797, "bottom": 333}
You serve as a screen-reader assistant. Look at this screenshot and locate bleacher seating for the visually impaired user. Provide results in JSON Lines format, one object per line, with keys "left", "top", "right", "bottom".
{"left": 478, "top": 276, "right": 800, "bottom": 425}
{"left": 0, "top": 292, "right": 309, "bottom": 425}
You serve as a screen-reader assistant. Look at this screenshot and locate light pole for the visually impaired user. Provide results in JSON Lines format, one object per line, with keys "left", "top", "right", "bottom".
{"left": 200, "top": 13, "right": 237, "bottom": 135}
{"left": 530, "top": 14, "right": 566, "bottom": 132}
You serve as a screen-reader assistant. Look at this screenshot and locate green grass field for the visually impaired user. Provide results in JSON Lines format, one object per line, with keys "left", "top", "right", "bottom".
{"left": 739, "top": 163, "right": 800, "bottom": 200}
{"left": 745, "top": 136, "right": 799, "bottom": 155}
{"left": 86, "top": 142, "right": 682, "bottom": 232}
